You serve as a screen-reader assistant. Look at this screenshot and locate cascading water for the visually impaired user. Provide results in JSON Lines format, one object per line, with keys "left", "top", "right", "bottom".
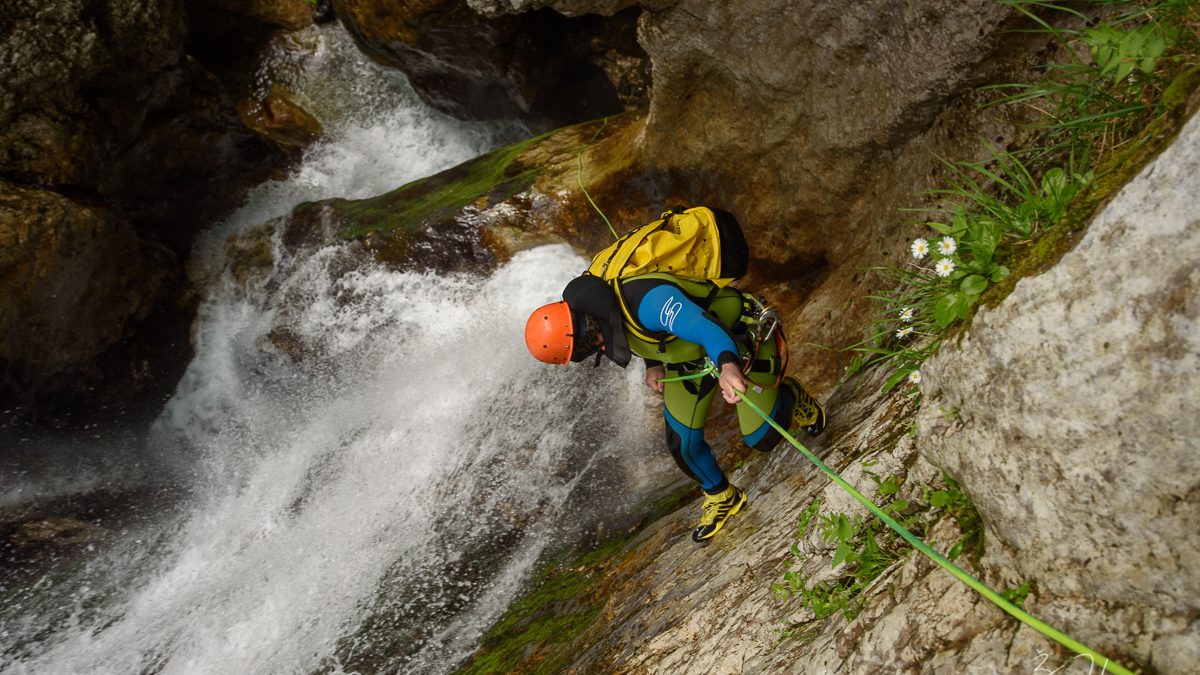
{"left": 0, "top": 25, "right": 667, "bottom": 674}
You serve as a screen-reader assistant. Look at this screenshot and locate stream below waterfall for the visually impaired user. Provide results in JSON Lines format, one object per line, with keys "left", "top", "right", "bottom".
{"left": 0, "top": 25, "right": 667, "bottom": 674}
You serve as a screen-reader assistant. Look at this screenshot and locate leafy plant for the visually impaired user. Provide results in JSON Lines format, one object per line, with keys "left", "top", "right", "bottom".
{"left": 925, "top": 473, "right": 984, "bottom": 561}
{"left": 1001, "top": 579, "right": 1034, "bottom": 609}
{"left": 844, "top": 0, "right": 1198, "bottom": 396}
{"left": 1085, "top": 22, "right": 1174, "bottom": 83}
{"left": 988, "top": 0, "right": 1197, "bottom": 153}
{"left": 774, "top": 479, "right": 914, "bottom": 623}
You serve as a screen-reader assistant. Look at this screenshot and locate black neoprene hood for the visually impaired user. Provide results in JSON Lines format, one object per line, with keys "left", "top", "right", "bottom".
{"left": 561, "top": 274, "right": 632, "bottom": 367}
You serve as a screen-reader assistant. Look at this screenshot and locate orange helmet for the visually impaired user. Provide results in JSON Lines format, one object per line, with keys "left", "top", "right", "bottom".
{"left": 525, "top": 301, "right": 575, "bottom": 365}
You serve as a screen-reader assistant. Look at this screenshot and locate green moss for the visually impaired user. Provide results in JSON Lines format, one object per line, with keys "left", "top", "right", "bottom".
{"left": 332, "top": 130, "right": 554, "bottom": 239}
{"left": 456, "top": 537, "right": 624, "bottom": 675}
{"left": 455, "top": 482, "right": 697, "bottom": 675}
{"left": 1161, "top": 65, "right": 1200, "bottom": 110}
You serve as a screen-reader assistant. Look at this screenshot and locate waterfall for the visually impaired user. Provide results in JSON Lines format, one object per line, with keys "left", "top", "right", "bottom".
{"left": 1, "top": 25, "right": 665, "bottom": 675}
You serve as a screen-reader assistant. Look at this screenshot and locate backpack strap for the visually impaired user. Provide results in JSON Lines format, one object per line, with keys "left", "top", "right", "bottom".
{"left": 612, "top": 280, "right": 674, "bottom": 347}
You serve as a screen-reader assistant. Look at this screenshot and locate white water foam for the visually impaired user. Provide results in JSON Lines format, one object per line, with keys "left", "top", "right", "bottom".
{"left": 1, "top": 23, "right": 667, "bottom": 675}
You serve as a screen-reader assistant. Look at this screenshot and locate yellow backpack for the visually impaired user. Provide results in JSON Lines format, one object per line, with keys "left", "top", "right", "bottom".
{"left": 585, "top": 206, "right": 749, "bottom": 344}
{"left": 586, "top": 206, "right": 748, "bottom": 286}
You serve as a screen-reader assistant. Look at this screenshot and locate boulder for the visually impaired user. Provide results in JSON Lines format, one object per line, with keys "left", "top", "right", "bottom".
{"left": 915, "top": 108, "right": 1200, "bottom": 668}
{"left": 0, "top": 0, "right": 283, "bottom": 245}
{"left": 0, "top": 0, "right": 286, "bottom": 420}
{"left": 332, "top": 0, "right": 646, "bottom": 125}
{"left": 238, "top": 85, "right": 325, "bottom": 148}
{"left": 0, "top": 182, "right": 171, "bottom": 396}
{"left": 0, "top": 0, "right": 187, "bottom": 186}
{"left": 193, "top": 0, "right": 318, "bottom": 31}
{"left": 275, "top": 111, "right": 652, "bottom": 272}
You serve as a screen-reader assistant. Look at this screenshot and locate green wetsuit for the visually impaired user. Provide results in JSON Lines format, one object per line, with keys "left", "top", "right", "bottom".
{"left": 620, "top": 274, "right": 795, "bottom": 494}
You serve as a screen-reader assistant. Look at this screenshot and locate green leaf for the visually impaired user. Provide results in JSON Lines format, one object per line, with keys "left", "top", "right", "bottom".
{"left": 882, "top": 367, "right": 914, "bottom": 393}
{"left": 837, "top": 516, "right": 855, "bottom": 542}
{"left": 954, "top": 294, "right": 972, "bottom": 320}
{"left": 890, "top": 499, "right": 909, "bottom": 512}
{"left": 879, "top": 479, "right": 900, "bottom": 495}
{"left": 927, "top": 221, "right": 954, "bottom": 236}
{"left": 948, "top": 541, "right": 964, "bottom": 561}
{"left": 1115, "top": 60, "right": 1136, "bottom": 83}
{"left": 1094, "top": 44, "right": 1117, "bottom": 72}
{"left": 930, "top": 490, "right": 951, "bottom": 508}
{"left": 1041, "top": 167, "right": 1066, "bottom": 196}
{"left": 990, "top": 265, "right": 1010, "bottom": 282}
{"left": 1121, "top": 29, "right": 1145, "bottom": 58}
{"left": 934, "top": 294, "right": 961, "bottom": 328}
{"left": 832, "top": 541, "right": 853, "bottom": 568}
{"left": 950, "top": 210, "right": 969, "bottom": 236}
{"left": 960, "top": 274, "right": 988, "bottom": 297}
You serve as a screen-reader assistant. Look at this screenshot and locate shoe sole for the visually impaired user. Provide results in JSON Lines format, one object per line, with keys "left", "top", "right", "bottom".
{"left": 785, "top": 376, "right": 827, "bottom": 437}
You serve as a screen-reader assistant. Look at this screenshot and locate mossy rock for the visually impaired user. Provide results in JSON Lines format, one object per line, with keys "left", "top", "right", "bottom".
{"left": 454, "top": 480, "right": 698, "bottom": 675}
{"left": 976, "top": 75, "right": 1200, "bottom": 316}
{"left": 275, "top": 112, "right": 650, "bottom": 271}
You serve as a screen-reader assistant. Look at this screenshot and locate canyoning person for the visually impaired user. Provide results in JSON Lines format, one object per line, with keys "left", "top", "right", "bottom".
{"left": 524, "top": 206, "right": 827, "bottom": 542}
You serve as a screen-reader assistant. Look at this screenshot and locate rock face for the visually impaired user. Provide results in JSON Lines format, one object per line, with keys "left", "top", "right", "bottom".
{"left": 459, "top": 364, "right": 1110, "bottom": 673}
{"left": 916, "top": 110, "right": 1200, "bottom": 670}
{"left": 453, "top": 107, "right": 1200, "bottom": 673}
{"left": 0, "top": 182, "right": 169, "bottom": 393}
{"left": 465, "top": 0, "right": 1047, "bottom": 395}
{"left": 194, "top": 0, "right": 318, "bottom": 30}
{"left": 0, "top": 0, "right": 287, "bottom": 420}
{"left": 332, "top": 0, "right": 649, "bottom": 124}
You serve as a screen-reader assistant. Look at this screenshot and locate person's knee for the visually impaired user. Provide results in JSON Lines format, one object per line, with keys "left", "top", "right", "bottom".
{"left": 745, "top": 384, "right": 794, "bottom": 452}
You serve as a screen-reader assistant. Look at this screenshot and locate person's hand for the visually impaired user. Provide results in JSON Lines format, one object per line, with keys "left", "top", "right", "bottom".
{"left": 645, "top": 365, "right": 665, "bottom": 394}
{"left": 719, "top": 362, "right": 747, "bottom": 404}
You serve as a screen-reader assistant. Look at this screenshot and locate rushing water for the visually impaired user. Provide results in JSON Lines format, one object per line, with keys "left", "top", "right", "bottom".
{"left": 0, "top": 25, "right": 664, "bottom": 674}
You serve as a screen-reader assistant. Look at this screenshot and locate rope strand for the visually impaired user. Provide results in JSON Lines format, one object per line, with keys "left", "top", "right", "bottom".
{"left": 576, "top": 117, "right": 618, "bottom": 240}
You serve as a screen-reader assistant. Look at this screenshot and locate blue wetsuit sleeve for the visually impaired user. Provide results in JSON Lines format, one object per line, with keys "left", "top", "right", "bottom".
{"left": 635, "top": 284, "right": 740, "bottom": 366}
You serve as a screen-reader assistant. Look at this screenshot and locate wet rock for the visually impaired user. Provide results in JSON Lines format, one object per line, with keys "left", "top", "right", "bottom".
{"left": 333, "top": 0, "right": 645, "bottom": 125}
{"left": 277, "top": 112, "right": 654, "bottom": 272}
{"left": 10, "top": 517, "right": 105, "bottom": 549}
{"left": 0, "top": 0, "right": 187, "bottom": 187}
{"left": 97, "top": 56, "right": 283, "bottom": 250}
{"left": 0, "top": 0, "right": 288, "bottom": 423}
{"left": 0, "top": 181, "right": 171, "bottom": 395}
{"left": 237, "top": 85, "right": 325, "bottom": 148}
{"left": 192, "top": 0, "right": 317, "bottom": 31}
{"left": 0, "top": 0, "right": 284, "bottom": 240}
{"left": 915, "top": 108, "right": 1200, "bottom": 668}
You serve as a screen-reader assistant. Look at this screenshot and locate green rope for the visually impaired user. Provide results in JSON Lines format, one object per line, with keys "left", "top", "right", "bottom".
{"left": 655, "top": 361, "right": 718, "bottom": 383}
{"left": 651, "top": 364, "right": 1131, "bottom": 672}
{"left": 725, "top": 387, "right": 1133, "bottom": 674}
{"left": 576, "top": 117, "right": 618, "bottom": 240}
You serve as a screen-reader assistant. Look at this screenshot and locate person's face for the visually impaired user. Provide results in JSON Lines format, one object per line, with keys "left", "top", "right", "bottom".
{"left": 569, "top": 313, "right": 605, "bottom": 363}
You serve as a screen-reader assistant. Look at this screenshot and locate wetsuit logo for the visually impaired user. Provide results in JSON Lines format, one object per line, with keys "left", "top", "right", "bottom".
{"left": 660, "top": 296, "right": 683, "bottom": 331}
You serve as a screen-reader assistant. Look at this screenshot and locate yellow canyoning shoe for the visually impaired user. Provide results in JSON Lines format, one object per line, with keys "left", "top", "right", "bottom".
{"left": 784, "top": 375, "right": 827, "bottom": 437}
{"left": 691, "top": 485, "right": 747, "bottom": 543}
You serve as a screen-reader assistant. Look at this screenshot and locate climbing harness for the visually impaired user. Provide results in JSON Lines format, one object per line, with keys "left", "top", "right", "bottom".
{"left": 700, "top": 367, "right": 1134, "bottom": 675}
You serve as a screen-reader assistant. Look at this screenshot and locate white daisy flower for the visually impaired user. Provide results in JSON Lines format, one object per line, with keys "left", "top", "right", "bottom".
{"left": 934, "top": 258, "right": 956, "bottom": 277}
{"left": 911, "top": 238, "right": 929, "bottom": 259}
{"left": 899, "top": 307, "right": 914, "bottom": 322}
{"left": 907, "top": 370, "right": 921, "bottom": 385}
{"left": 938, "top": 237, "right": 958, "bottom": 255}
{"left": 896, "top": 326, "right": 914, "bottom": 339}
